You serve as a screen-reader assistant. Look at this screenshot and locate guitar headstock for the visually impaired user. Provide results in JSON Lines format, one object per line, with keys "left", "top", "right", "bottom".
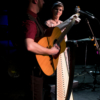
{"left": 75, "top": 6, "right": 80, "bottom": 16}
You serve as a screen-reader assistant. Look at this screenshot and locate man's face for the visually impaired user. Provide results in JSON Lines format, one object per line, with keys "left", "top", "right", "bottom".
{"left": 52, "top": 6, "right": 63, "bottom": 18}
{"left": 38, "top": 0, "right": 44, "bottom": 11}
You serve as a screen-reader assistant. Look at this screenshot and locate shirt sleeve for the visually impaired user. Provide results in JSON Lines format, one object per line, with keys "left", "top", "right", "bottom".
{"left": 45, "top": 20, "right": 54, "bottom": 27}
{"left": 23, "top": 20, "right": 37, "bottom": 40}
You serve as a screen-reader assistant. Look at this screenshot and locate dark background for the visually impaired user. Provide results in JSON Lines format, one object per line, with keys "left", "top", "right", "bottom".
{"left": 0, "top": 0, "right": 100, "bottom": 71}
{"left": 0, "top": 1, "right": 100, "bottom": 99}
{"left": 0, "top": 0, "right": 100, "bottom": 39}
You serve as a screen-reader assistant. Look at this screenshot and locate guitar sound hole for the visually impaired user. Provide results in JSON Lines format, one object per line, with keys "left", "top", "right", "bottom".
{"left": 53, "top": 39, "right": 57, "bottom": 45}
{"left": 53, "top": 39, "right": 60, "bottom": 47}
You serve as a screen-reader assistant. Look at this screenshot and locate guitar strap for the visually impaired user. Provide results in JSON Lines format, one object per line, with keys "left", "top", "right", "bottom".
{"left": 27, "top": 13, "right": 45, "bottom": 38}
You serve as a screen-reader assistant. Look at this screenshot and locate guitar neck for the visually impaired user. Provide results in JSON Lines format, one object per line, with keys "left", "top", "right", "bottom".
{"left": 56, "top": 18, "right": 76, "bottom": 45}
{"left": 57, "top": 18, "right": 71, "bottom": 30}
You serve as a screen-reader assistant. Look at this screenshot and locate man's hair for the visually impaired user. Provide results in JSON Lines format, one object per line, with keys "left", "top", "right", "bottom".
{"left": 51, "top": 1, "right": 64, "bottom": 10}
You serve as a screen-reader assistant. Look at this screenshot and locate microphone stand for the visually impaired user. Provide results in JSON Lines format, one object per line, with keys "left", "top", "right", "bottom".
{"left": 85, "top": 18, "right": 100, "bottom": 91}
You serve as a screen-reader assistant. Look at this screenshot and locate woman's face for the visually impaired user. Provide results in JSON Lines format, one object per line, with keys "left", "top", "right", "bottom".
{"left": 52, "top": 6, "right": 63, "bottom": 19}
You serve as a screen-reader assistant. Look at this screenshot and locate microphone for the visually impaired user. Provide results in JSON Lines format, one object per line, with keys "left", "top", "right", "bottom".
{"left": 75, "top": 6, "right": 95, "bottom": 19}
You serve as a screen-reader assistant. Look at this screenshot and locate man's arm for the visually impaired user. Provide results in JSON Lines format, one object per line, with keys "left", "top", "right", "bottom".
{"left": 25, "top": 38, "right": 60, "bottom": 55}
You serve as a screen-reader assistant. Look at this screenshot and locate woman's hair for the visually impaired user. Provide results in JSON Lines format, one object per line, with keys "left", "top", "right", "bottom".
{"left": 51, "top": 1, "right": 64, "bottom": 10}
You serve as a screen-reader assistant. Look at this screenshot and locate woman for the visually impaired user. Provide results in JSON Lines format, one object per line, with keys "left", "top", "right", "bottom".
{"left": 45, "top": 1, "right": 80, "bottom": 40}
{"left": 45, "top": 1, "right": 69, "bottom": 77}
{"left": 44, "top": 1, "right": 80, "bottom": 99}
{"left": 45, "top": 1, "right": 64, "bottom": 27}
{"left": 45, "top": 1, "right": 66, "bottom": 34}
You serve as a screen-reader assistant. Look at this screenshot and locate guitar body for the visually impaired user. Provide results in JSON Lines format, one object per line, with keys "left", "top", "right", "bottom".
{"left": 36, "top": 27, "right": 66, "bottom": 76}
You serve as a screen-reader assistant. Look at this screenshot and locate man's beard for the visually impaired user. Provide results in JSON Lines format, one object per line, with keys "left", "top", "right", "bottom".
{"left": 38, "top": 0, "right": 43, "bottom": 11}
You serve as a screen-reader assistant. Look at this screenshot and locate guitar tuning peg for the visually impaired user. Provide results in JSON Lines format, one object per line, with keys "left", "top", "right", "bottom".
{"left": 91, "top": 39, "right": 94, "bottom": 41}
{"left": 94, "top": 44, "right": 96, "bottom": 46}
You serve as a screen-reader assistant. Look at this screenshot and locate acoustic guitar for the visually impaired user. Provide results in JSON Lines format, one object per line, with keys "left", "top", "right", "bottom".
{"left": 35, "top": 16, "right": 77, "bottom": 76}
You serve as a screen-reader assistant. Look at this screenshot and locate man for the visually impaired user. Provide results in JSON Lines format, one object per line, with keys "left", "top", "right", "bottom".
{"left": 11, "top": 0, "right": 60, "bottom": 100}
{"left": 10, "top": 0, "right": 80, "bottom": 100}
